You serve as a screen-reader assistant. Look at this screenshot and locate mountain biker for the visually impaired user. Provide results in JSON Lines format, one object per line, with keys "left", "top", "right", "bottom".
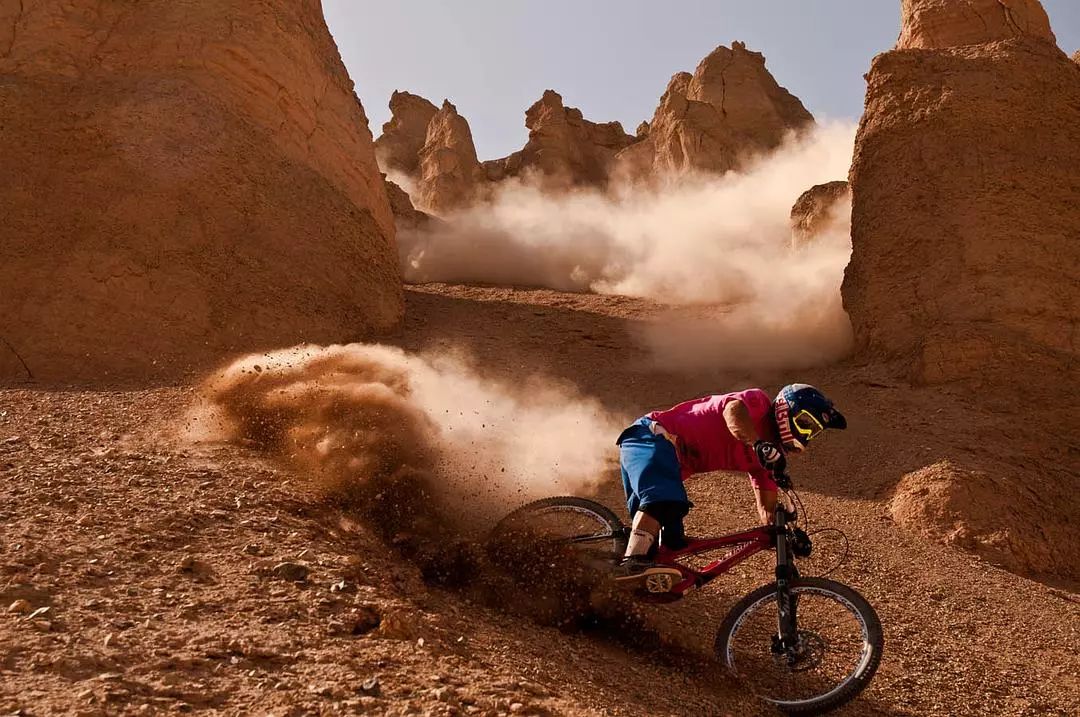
{"left": 613, "top": 384, "right": 846, "bottom": 583}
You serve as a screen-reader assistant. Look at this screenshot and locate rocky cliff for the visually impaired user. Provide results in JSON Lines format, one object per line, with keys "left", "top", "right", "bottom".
{"left": 384, "top": 177, "right": 433, "bottom": 231}
{"left": 484, "top": 90, "right": 637, "bottom": 186}
{"left": 616, "top": 42, "right": 814, "bottom": 179}
{"left": 0, "top": 0, "right": 402, "bottom": 381}
{"left": 416, "top": 101, "right": 487, "bottom": 214}
{"left": 897, "top": 0, "right": 1055, "bottom": 50}
{"left": 843, "top": 0, "right": 1079, "bottom": 384}
{"left": 374, "top": 90, "right": 439, "bottom": 177}
{"left": 790, "top": 181, "right": 851, "bottom": 250}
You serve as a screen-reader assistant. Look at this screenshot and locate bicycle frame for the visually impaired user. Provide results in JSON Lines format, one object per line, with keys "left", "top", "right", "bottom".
{"left": 648, "top": 502, "right": 796, "bottom": 601}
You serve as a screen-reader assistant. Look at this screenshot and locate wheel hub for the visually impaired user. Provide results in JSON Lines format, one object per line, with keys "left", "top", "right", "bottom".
{"left": 771, "top": 630, "right": 826, "bottom": 671}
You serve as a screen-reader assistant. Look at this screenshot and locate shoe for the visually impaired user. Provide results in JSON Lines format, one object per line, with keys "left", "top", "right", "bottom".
{"left": 612, "top": 555, "right": 682, "bottom": 587}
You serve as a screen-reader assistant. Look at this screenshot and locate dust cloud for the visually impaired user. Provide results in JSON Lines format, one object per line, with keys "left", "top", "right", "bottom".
{"left": 196, "top": 343, "right": 622, "bottom": 521}
{"left": 400, "top": 122, "right": 857, "bottom": 369}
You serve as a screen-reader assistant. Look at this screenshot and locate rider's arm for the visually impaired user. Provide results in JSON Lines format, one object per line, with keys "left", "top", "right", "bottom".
{"left": 723, "top": 399, "right": 759, "bottom": 443}
{"left": 728, "top": 398, "right": 778, "bottom": 524}
{"left": 754, "top": 486, "right": 778, "bottom": 525}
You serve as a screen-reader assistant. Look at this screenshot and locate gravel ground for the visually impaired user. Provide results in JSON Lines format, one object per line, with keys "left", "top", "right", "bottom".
{"left": 1, "top": 284, "right": 1076, "bottom": 716}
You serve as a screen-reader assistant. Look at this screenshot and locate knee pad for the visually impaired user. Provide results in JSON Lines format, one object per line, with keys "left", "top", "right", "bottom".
{"left": 642, "top": 500, "right": 689, "bottom": 526}
{"left": 643, "top": 501, "right": 690, "bottom": 549}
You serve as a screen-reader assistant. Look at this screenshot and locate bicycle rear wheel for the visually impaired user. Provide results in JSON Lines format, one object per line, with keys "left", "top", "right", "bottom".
{"left": 715, "top": 577, "right": 883, "bottom": 715}
{"left": 489, "top": 496, "right": 627, "bottom": 571}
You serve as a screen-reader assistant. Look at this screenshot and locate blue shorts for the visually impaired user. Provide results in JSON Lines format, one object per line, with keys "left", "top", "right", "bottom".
{"left": 616, "top": 417, "right": 689, "bottom": 518}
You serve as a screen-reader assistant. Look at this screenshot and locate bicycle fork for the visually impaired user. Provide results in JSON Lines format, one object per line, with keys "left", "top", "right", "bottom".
{"left": 772, "top": 512, "right": 801, "bottom": 662}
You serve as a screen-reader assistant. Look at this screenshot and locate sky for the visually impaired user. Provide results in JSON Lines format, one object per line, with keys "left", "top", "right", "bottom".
{"left": 325, "top": 0, "right": 1080, "bottom": 161}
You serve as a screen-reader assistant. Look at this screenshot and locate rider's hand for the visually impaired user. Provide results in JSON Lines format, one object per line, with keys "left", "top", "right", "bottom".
{"left": 754, "top": 440, "right": 786, "bottom": 474}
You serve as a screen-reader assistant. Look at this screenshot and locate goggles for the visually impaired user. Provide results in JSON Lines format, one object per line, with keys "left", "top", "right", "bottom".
{"left": 792, "top": 410, "right": 825, "bottom": 442}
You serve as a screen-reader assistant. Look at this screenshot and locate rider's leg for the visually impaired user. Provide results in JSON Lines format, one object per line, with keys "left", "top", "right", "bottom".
{"left": 614, "top": 420, "right": 686, "bottom": 581}
{"left": 624, "top": 510, "right": 662, "bottom": 558}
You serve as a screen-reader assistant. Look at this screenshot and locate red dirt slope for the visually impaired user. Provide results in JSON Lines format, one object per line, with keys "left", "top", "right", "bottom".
{"left": 3, "top": 284, "right": 1078, "bottom": 716}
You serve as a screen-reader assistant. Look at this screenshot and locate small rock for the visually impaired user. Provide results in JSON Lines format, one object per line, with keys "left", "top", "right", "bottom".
{"left": 243, "top": 544, "right": 262, "bottom": 556}
{"left": 432, "top": 686, "right": 457, "bottom": 703}
{"left": 104, "top": 633, "right": 115, "bottom": 648}
{"left": 348, "top": 605, "right": 381, "bottom": 636}
{"left": 31, "top": 619, "right": 53, "bottom": 632}
{"left": 359, "top": 677, "right": 380, "bottom": 696}
{"left": 509, "top": 703, "right": 525, "bottom": 713}
{"left": 329, "top": 579, "right": 356, "bottom": 594}
{"left": 376, "top": 608, "right": 418, "bottom": 640}
{"left": 271, "top": 562, "right": 310, "bottom": 583}
{"left": 177, "top": 555, "right": 214, "bottom": 580}
{"left": 308, "top": 684, "right": 333, "bottom": 698}
{"left": 7, "top": 599, "right": 31, "bottom": 614}
{"left": 26, "top": 606, "right": 50, "bottom": 620}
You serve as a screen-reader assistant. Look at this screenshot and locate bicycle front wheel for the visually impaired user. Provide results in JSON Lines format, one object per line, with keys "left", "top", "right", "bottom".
{"left": 715, "top": 577, "right": 883, "bottom": 715}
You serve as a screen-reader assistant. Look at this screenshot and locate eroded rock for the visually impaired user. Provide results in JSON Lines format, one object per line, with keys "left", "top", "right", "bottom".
{"left": 617, "top": 42, "right": 813, "bottom": 180}
{"left": 486, "top": 90, "right": 637, "bottom": 187}
{"left": 891, "top": 461, "right": 1076, "bottom": 581}
{"left": 897, "top": 0, "right": 1055, "bottom": 50}
{"left": 0, "top": 0, "right": 403, "bottom": 381}
{"left": 790, "top": 181, "right": 851, "bottom": 249}
{"left": 375, "top": 91, "right": 439, "bottom": 177}
{"left": 417, "top": 101, "right": 487, "bottom": 215}
{"left": 843, "top": 0, "right": 1079, "bottom": 384}
{"left": 384, "top": 177, "right": 433, "bottom": 231}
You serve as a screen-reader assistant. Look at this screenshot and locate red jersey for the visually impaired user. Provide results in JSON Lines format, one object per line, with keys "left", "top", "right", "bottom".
{"left": 647, "top": 388, "right": 779, "bottom": 491}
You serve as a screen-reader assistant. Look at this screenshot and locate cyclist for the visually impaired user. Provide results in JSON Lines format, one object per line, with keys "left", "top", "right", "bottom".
{"left": 613, "top": 384, "right": 846, "bottom": 583}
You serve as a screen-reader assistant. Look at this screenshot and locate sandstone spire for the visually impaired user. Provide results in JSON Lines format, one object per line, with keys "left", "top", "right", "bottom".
{"left": 375, "top": 90, "right": 439, "bottom": 176}
{"left": 417, "top": 101, "right": 487, "bottom": 214}
{"left": 896, "top": 0, "right": 1056, "bottom": 50}
{"left": 616, "top": 42, "right": 814, "bottom": 179}
{"left": 843, "top": 0, "right": 1078, "bottom": 383}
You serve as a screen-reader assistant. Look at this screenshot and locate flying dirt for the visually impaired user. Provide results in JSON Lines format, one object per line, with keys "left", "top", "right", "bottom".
{"left": 195, "top": 344, "right": 622, "bottom": 519}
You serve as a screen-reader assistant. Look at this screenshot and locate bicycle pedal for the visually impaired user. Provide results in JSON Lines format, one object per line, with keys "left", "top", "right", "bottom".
{"left": 644, "top": 572, "right": 675, "bottom": 593}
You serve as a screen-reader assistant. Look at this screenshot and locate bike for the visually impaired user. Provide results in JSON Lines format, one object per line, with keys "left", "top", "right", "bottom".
{"left": 491, "top": 471, "right": 883, "bottom": 715}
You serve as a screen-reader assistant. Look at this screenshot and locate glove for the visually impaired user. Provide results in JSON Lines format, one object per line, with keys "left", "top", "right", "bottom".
{"left": 754, "top": 440, "right": 786, "bottom": 474}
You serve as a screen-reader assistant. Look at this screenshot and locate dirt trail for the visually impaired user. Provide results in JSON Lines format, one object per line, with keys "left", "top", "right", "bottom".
{"left": 2, "top": 284, "right": 1077, "bottom": 716}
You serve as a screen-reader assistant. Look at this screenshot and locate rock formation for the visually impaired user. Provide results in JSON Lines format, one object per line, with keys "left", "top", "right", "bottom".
{"left": 484, "top": 90, "right": 637, "bottom": 187}
{"left": 374, "top": 91, "right": 439, "bottom": 176}
{"left": 616, "top": 42, "right": 814, "bottom": 180}
{"left": 790, "top": 181, "right": 851, "bottom": 249}
{"left": 0, "top": 0, "right": 402, "bottom": 381}
{"left": 416, "top": 101, "right": 487, "bottom": 215}
{"left": 1073, "top": 49, "right": 1080, "bottom": 63}
{"left": 891, "top": 460, "right": 1077, "bottom": 583}
{"left": 381, "top": 43, "right": 810, "bottom": 196}
{"left": 843, "top": 0, "right": 1080, "bottom": 384}
{"left": 384, "top": 177, "right": 433, "bottom": 231}
{"left": 897, "top": 0, "right": 1055, "bottom": 50}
